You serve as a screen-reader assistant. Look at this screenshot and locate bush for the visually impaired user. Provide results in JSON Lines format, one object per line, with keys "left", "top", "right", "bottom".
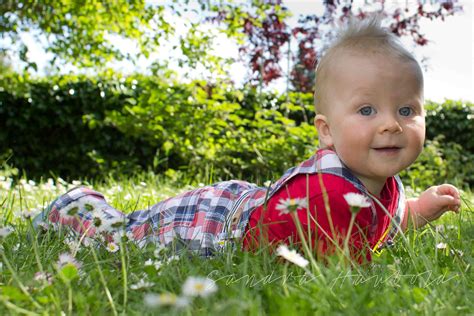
{"left": 0, "top": 72, "right": 472, "bottom": 188}
{"left": 400, "top": 136, "right": 474, "bottom": 189}
{"left": 0, "top": 73, "right": 157, "bottom": 179}
{"left": 404, "top": 100, "right": 474, "bottom": 189}
{"left": 102, "top": 78, "right": 317, "bottom": 181}
{"left": 425, "top": 100, "right": 474, "bottom": 152}
{"left": 0, "top": 73, "right": 316, "bottom": 181}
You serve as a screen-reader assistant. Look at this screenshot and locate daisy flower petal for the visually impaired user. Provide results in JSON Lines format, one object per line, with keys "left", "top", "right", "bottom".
{"left": 106, "top": 242, "right": 119, "bottom": 253}
{"left": 144, "top": 293, "right": 189, "bottom": 308}
{"left": 276, "top": 244, "right": 309, "bottom": 268}
{"left": 182, "top": 276, "right": 217, "bottom": 298}
{"left": 343, "top": 193, "right": 371, "bottom": 208}
{"left": 275, "top": 197, "right": 308, "bottom": 215}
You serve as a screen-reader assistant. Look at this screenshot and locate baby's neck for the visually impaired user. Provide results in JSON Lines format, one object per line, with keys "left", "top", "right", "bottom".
{"left": 356, "top": 176, "right": 386, "bottom": 198}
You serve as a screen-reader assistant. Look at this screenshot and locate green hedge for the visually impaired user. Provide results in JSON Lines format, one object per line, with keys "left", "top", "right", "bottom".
{"left": 0, "top": 74, "right": 155, "bottom": 178}
{"left": 425, "top": 100, "right": 474, "bottom": 152}
{"left": 410, "top": 100, "right": 474, "bottom": 188}
{"left": 1, "top": 73, "right": 473, "bottom": 187}
{"left": 0, "top": 73, "right": 316, "bottom": 182}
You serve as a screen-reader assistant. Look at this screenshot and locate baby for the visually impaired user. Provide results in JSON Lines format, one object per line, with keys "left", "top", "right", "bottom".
{"left": 34, "top": 17, "right": 461, "bottom": 261}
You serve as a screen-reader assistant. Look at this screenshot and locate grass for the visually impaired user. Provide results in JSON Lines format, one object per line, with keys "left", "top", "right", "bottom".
{"left": 0, "top": 171, "right": 473, "bottom": 315}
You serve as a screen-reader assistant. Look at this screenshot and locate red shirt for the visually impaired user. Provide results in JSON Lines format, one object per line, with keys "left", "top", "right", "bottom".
{"left": 242, "top": 173, "right": 400, "bottom": 262}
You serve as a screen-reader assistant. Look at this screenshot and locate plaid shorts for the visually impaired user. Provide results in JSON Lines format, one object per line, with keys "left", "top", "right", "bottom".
{"left": 36, "top": 181, "right": 267, "bottom": 256}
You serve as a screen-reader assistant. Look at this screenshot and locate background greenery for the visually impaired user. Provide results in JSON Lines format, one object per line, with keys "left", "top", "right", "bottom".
{"left": 1, "top": 73, "right": 473, "bottom": 189}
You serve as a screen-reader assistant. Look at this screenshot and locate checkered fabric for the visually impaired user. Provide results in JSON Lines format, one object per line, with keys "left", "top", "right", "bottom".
{"left": 38, "top": 149, "right": 405, "bottom": 255}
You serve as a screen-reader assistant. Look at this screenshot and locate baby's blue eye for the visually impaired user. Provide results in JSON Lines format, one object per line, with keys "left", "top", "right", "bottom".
{"left": 399, "top": 107, "right": 413, "bottom": 116}
{"left": 359, "top": 106, "right": 375, "bottom": 116}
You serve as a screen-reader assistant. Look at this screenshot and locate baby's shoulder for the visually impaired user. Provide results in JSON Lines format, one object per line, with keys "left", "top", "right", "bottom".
{"left": 285, "top": 172, "right": 359, "bottom": 199}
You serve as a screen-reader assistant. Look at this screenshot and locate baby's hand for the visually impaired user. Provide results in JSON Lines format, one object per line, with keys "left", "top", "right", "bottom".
{"left": 407, "top": 184, "right": 461, "bottom": 228}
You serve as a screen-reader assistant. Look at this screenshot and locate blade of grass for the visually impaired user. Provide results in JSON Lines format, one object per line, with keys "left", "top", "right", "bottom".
{"left": 89, "top": 244, "right": 118, "bottom": 316}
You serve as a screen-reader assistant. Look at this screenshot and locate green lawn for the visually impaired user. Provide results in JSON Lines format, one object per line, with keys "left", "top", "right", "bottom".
{"left": 0, "top": 173, "right": 472, "bottom": 315}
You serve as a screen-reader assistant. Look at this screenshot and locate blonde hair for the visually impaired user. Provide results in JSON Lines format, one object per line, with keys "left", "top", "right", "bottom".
{"left": 314, "top": 15, "right": 423, "bottom": 113}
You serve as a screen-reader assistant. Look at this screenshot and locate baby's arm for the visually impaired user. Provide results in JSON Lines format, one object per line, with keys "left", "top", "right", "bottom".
{"left": 402, "top": 184, "right": 461, "bottom": 230}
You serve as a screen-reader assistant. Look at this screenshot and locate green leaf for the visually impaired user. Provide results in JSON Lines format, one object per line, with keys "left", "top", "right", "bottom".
{"left": 412, "top": 287, "right": 428, "bottom": 304}
{"left": 0, "top": 286, "right": 29, "bottom": 301}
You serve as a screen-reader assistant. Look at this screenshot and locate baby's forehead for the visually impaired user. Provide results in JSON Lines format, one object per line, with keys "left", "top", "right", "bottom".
{"left": 328, "top": 45, "right": 403, "bottom": 65}
{"left": 324, "top": 47, "right": 423, "bottom": 82}
{"left": 315, "top": 42, "right": 424, "bottom": 114}
{"left": 323, "top": 53, "right": 422, "bottom": 103}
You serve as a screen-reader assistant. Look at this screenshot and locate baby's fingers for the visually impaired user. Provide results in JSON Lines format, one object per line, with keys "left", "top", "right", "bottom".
{"left": 438, "top": 194, "right": 461, "bottom": 213}
{"left": 452, "top": 199, "right": 461, "bottom": 213}
{"left": 445, "top": 196, "right": 461, "bottom": 213}
{"left": 437, "top": 184, "right": 460, "bottom": 199}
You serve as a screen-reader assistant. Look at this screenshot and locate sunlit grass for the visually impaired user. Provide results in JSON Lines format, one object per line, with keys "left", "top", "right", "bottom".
{"left": 0, "top": 172, "right": 472, "bottom": 315}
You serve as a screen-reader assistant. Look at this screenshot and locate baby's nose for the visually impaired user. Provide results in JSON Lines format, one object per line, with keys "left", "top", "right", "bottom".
{"left": 379, "top": 115, "right": 403, "bottom": 133}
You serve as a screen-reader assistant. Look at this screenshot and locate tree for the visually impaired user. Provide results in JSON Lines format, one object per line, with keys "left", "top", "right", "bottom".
{"left": 0, "top": 0, "right": 171, "bottom": 68}
{"left": 1, "top": 0, "right": 463, "bottom": 92}
{"left": 204, "top": 0, "right": 463, "bottom": 92}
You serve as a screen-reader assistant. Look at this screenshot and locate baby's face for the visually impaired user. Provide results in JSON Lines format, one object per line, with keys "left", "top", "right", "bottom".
{"left": 316, "top": 51, "right": 425, "bottom": 193}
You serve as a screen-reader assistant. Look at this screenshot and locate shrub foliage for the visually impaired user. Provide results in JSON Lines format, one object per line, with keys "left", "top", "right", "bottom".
{"left": 1, "top": 73, "right": 473, "bottom": 187}
{"left": 0, "top": 74, "right": 316, "bottom": 182}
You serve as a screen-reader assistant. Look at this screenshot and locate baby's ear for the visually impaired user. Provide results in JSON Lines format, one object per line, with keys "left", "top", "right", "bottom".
{"left": 314, "top": 114, "right": 333, "bottom": 148}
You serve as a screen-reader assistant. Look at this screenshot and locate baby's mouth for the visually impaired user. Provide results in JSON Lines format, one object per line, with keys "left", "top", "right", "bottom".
{"left": 373, "top": 146, "right": 401, "bottom": 153}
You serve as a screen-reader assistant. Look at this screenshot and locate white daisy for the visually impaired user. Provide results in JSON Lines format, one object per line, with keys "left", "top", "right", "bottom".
{"left": 130, "top": 278, "right": 155, "bottom": 290}
{"left": 65, "top": 240, "right": 80, "bottom": 252}
{"left": 343, "top": 193, "right": 371, "bottom": 209}
{"left": 154, "top": 243, "right": 167, "bottom": 257}
{"left": 78, "top": 196, "right": 101, "bottom": 212}
{"left": 34, "top": 271, "right": 54, "bottom": 285}
{"left": 57, "top": 252, "right": 82, "bottom": 270}
{"left": 59, "top": 202, "right": 80, "bottom": 220}
{"left": 0, "top": 177, "right": 12, "bottom": 190}
{"left": 144, "top": 259, "right": 154, "bottom": 266}
{"left": 276, "top": 244, "right": 309, "bottom": 268}
{"left": 275, "top": 197, "right": 308, "bottom": 215}
{"left": 91, "top": 211, "right": 110, "bottom": 232}
{"left": 40, "top": 178, "right": 56, "bottom": 191}
{"left": 144, "top": 293, "right": 189, "bottom": 308}
{"left": 450, "top": 249, "right": 464, "bottom": 257}
{"left": 112, "top": 230, "right": 134, "bottom": 243}
{"left": 81, "top": 237, "right": 93, "bottom": 247}
{"left": 106, "top": 242, "right": 119, "bottom": 253}
{"left": 0, "top": 226, "right": 13, "bottom": 238}
{"left": 96, "top": 234, "right": 106, "bottom": 243}
{"left": 166, "top": 255, "right": 180, "bottom": 264}
{"left": 108, "top": 217, "right": 128, "bottom": 230}
{"left": 181, "top": 276, "right": 218, "bottom": 298}
{"left": 154, "top": 261, "right": 163, "bottom": 271}
{"left": 436, "top": 242, "right": 447, "bottom": 249}
{"left": 21, "top": 209, "right": 38, "bottom": 219}
{"left": 37, "top": 221, "right": 50, "bottom": 232}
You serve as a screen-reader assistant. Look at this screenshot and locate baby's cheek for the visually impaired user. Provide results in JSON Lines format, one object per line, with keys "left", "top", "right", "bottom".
{"left": 406, "top": 126, "right": 425, "bottom": 160}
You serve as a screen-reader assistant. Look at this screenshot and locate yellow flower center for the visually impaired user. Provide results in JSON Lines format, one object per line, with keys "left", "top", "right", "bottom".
{"left": 194, "top": 283, "right": 205, "bottom": 292}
